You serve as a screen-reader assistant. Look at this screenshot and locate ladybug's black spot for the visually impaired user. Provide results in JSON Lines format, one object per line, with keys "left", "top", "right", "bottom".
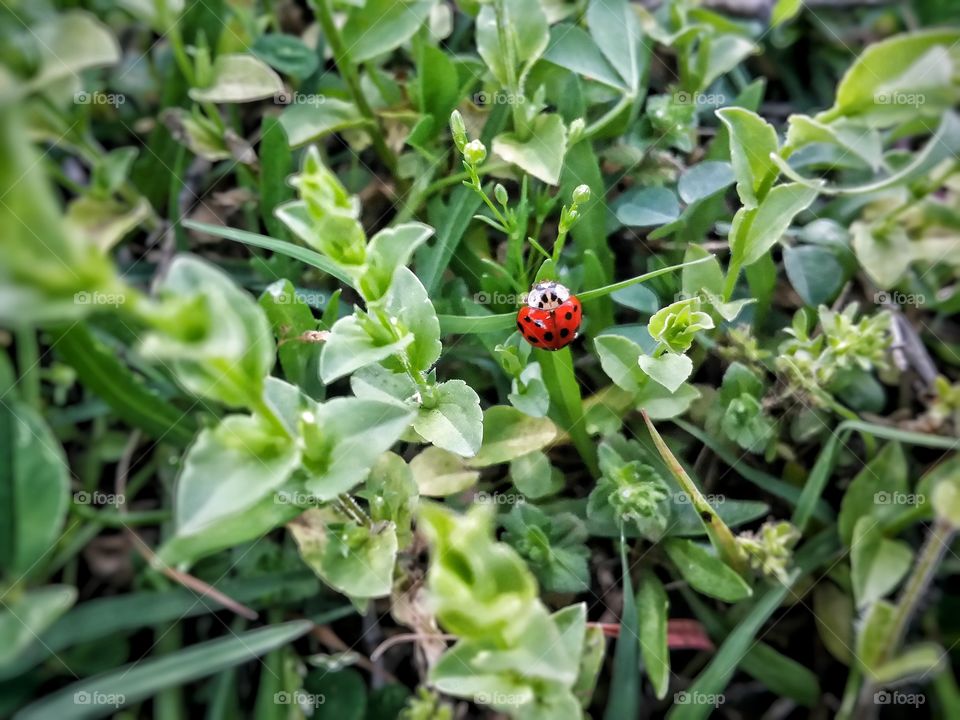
{"left": 544, "top": 331, "right": 554, "bottom": 341}
{"left": 524, "top": 316, "right": 532, "bottom": 323}
{"left": 527, "top": 335, "right": 539, "bottom": 343}
{"left": 560, "top": 328, "right": 569, "bottom": 338}
{"left": 565, "top": 311, "right": 573, "bottom": 320}
{"left": 517, "top": 321, "right": 523, "bottom": 331}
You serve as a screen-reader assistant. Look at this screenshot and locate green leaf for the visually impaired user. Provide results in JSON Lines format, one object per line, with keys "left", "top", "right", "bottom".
{"left": 838, "top": 442, "right": 908, "bottom": 546}
{"left": 818, "top": 29, "right": 960, "bottom": 125}
{"left": 493, "top": 114, "right": 567, "bottom": 186}
{"left": 15, "top": 621, "right": 314, "bottom": 720}
{"left": 638, "top": 353, "right": 693, "bottom": 393}
{"left": 172, "top": 413, "right": 300, "bottom": 542}
{"left": 189, "top": 54, "right": 284, "bottom": 103}
{"left": 476, "top": 0, "right": 548, "bottom": 86}
{"left": 290, "top": 509, "right": 398, "bottom": 601}
{"left": 141, "top": 254, "right": 275, "bottom": 408}
{"left": 0, "top": 586, "right": 76, "bottom": 669}
{"left": 467, "top": 406, "right": 557, "bottom": 467}
{"left": 320, "top": 314, "right": 413, "bottom": 384}
{"left": 856, "top": 599, "right": 896, "bottom": 673}
{"left": 1, "top": 399, "right": 69, "bottom": 575}
{"left": 414, "top": 379, "right": 483, "bottom": 457}
{"left": 510, "top": 451, "right": 563, "bottom": 499}
{"left": 850, "top": 517, "right": 913, "bottom": 608}
{"left": 617, "top": 186, "right": 680, "bottom": 227}
{"left": 678, "top": 161, "right": 735, "bottom": 204}
{"left": 416, "top": 43, "right": 460, "bottom": 128}
{"left": 508, "top": 362, "right": 551, "bottom": 418}
{"left": 595, "top": 335, "right": 648, "bottom": 394}
{"left": 341, "top": 0, "right": 435, "bottom": 63}
{"left": 278, "top": 98, "right": 366, "bottom": 148}
{"left": 850, "top": 221, "right": 911, "bottom": 289}
{"left": 730, "top": 182, "right": 820, "bottom": 268}
{"left": 410, "top": 446, "right": 480, "bottom": 497}
{"left": 663, "top": 538, "right": 752, "bottom": 602}
{"left": 259, "top": 116, "right": 294, "bottom": 240}
{"left": 716, "top": 107, "right": 780, "bottom": 207}
{"left": 301, "top": 396, "right": 415, "bottom": 499}
{"left": 873, "top": 642, "right": 946, "bottom": 685}
{"left": 29, "top": 11, "right": 120, "bottom": 90}
{"left": 813, "top": 582, "right": 854, "bottom": 664}
{"left": 543, "top": 24, "right": 627, "bottom": 91}
{"left": 771, "top": 0, "right": 803, "bottom": 26}
{"left": 783, "top": 245, "right": 844, "bottom": 306}
{"left": 259, "top": 279, "right": 320, "bottom": 390}
{"left": 636, "top": 569, "right": 670, "bottom": 700}
{"left": 252, "top": 33, "right": 319, "bottom": 78}
{"left": 586, "top": 0, "right": 646, "bottom": 92}
{"left": 381, "top": 267, "right": 442, "bottom": 373}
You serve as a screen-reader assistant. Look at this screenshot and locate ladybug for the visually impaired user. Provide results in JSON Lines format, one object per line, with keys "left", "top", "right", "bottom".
{"left": 516, "top": 281, "right": 582, "bottom": 350}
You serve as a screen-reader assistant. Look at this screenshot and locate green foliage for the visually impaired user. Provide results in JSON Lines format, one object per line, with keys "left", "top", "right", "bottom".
{"left": 2, "top": 2, "right": 960, "bottom": 718}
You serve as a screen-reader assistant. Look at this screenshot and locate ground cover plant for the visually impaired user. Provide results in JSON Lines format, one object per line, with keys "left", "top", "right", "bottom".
{"left": 1, "top": 0, "right": 960, "bottom": 717}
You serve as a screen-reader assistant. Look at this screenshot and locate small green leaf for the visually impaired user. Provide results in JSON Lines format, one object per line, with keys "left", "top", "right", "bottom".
{"left": 838, "top": 442, "right": 908, "bottom": 546}
{"left": 730, "top": 182, "right": 820, "bottom": 268}
{"left": 30, "top": 11, "right": 120, "bottom": 89}
{"left": 856, "top": 599, "right": 896, "bottom": 673}
{"left": 638, "top": 353, "right": 693, "bottom": 393}
{"left": 189, "top": 54, "right": 284, "bottom": 103}
{"left": 813, "top": 582, "right": 854, "bottom": 664}
{"left": 663, "top": 538, "right": 752, "bottom": 602}
{"left": 252, "top": 33, "right": 319, "bottom": 78}
{"left": 616, "top": 187, "right": 680, "bottom": 227}
{"left": 636, "top": 569, "right": 670, "bottom": 699}
{"left": 382, "top": 266, "right": 442, "bottom": 373}
{"left": 278, "top": 98, "right": 366, "bottom": 148}
{"left": 0, "top": 586, "right": 76, "bottom": 669}
{"left": 493, "top": 114, "right": 567, "bottom": 186}
{"left": 783, "top": 245, "right": 844, "bottom": 306}
{"left": 341, "top": 0, "right": 436, "bottom": 63}
{"left": 678, "top": 161, "right": 735, "bottom": 204}
{"left": 410, "top": 446, "right": 480, "bottom": 497}
{"left": 290, "top": 509, "right": 398, "bottom": 601}
{"left": 850, "top": 221, "right": 911, "bottom": 289}
{"left": 716, "top": 107, "right": 780, "bottom": 207}
{"left": 850, "top": 517, "right": 913, "bottom": 608}
{"left": 414, "top": 379, "right": 483, "bottom": 457}
{"left": 320, "top": 314, "right": 413, "bottom": 384}
{"left": 543, "top": 24, "right": 627, "bottom": 91}
{"left": 476, "top": 0, "right": 548, "bottom": 86}
{"left": 467, "top": 406, "right": 557, "bottom": 467}
{"left": 586, "top": 0, "right": 647, "bottom": 92}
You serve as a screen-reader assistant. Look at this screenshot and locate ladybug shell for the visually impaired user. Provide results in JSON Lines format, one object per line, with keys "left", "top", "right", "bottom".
{"left": 516, "top": 296, "right": 581, "bottom": 350}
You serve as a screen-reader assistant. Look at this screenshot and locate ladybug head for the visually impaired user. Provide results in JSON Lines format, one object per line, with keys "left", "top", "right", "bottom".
{"left": 526, "top": 280, "right": 570, "bottom": 310}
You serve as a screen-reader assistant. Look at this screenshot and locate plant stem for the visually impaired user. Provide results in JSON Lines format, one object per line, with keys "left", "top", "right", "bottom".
{"left": 15, "top": 326, "right": 40, "bottom": 409}
{"left": 537, "top": 347, "right": 599, "bottom": 478}
{"left": 642, "top": 412, "right": 748, "bottom": 574}
{"left": 337, "top": 493, "right": 372, "bottom": 528}
{"left": 312, "top": 0, "right": 398, "bottom": 177}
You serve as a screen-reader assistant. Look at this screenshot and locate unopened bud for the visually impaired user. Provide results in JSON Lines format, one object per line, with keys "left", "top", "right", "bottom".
{"left": 494, "top": 183, "right": 508, "bottom": 205}
{"left": 572, "top": 184, "right": 591, "bottom": 205}
{"left": 568, "top": 117, "right": 586, "bottom": 143}
{"left": 464, "top": 139, "right": 487, "bottom": 166}
{"left": 450, "top": 110, "right": 467, "bottom": 152}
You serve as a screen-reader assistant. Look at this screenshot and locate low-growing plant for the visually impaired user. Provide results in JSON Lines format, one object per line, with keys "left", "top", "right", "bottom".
{"left": 1, "top": 0, "right": 959, "bottom": 718}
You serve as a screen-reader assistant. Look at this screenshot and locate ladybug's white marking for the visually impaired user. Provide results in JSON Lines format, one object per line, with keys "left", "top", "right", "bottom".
{"left": 526, "top": 281, "right": 570, "bottom": 310}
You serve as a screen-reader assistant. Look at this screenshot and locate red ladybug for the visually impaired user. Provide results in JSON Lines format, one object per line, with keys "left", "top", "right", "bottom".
{"left": 516, "top": 281, "right": 582, "bottom": 350}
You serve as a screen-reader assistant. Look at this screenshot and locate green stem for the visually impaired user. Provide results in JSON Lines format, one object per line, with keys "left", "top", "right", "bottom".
{"left": 337, "top": 493, "right": 372, "bottom": 527}
{"left": 723, "top": 258, "right": 741, "bottom": 301}
{"left": 537, "top": 347, "right": 599, "bottom": 478}
{"left": 312, "top": 0, "right": 398, "bottom": 177}
{"left": 643, "top": 412, "right": 747, "bottom": 574}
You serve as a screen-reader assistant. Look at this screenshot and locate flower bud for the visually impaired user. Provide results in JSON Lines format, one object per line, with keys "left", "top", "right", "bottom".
{"left": 572, "top": 184, "right": 591, "bottom": 205}
{"left": 568, "top": 117, "right": 586, "bottom": 143}
{"left": 464, "top": 139, "right": 487, "bottom": 166}
{"left": 449, "top": 110, "right": 467, "bottom": 152}
{"left": 494, "top": 183, "right": 508, "bottom": 205}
